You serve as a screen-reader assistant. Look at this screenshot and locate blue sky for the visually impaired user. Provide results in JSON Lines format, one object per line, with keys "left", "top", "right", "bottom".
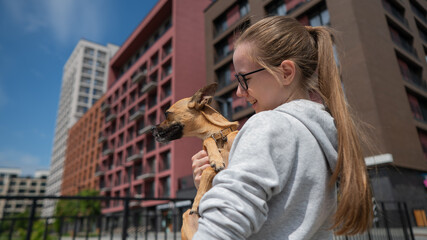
{"left": 0, "top": 0, "right": 158, "bottom": 176}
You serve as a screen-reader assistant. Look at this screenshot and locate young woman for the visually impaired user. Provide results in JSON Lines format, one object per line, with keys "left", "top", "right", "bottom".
{"left": 187, "top": 16, "right": 372, "bottom": 239}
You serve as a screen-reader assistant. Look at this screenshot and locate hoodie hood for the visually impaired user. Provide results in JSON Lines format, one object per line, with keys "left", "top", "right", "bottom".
{"left": 275, "top": 99, "right": 338, "bottom": 173}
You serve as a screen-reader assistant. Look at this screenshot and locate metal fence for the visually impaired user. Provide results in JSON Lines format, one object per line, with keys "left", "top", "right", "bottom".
{"left": 0, "top": 196, "right": 416, "bottom": 240}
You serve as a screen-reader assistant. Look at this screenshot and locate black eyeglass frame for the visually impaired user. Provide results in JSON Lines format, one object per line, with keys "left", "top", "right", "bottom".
{"left": 234, "top": 68, "right": 265, "bottom": 90}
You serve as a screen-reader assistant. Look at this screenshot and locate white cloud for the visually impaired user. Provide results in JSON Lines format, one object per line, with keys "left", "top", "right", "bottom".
{"left": 1, "top": 0, "right": 46, "bottom": 33}
{"left": 1, "top": 0, "right": 105, "bottom": 45}
{"left": 0, "top": 149, "right": 47, "bottom": 177}
{"left": 43, "top": 0, "right": 104, "bottom": 44}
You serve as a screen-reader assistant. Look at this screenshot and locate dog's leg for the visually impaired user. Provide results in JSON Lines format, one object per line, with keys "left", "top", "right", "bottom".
{"left": 204, "top": 138, "right": 225, "bottom": 171}
{"left": 190, "top": 166, "right": 216, "bottom": 214}
{"left": 182, "top": 209, "right": 199, "bottom": 240}
{"left": 189, "top": 138, "right": 223, "bottom": 215}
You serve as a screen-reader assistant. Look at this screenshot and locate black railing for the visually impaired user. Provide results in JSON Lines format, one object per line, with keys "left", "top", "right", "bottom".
{"left": 0, "top": 196, "right": 416, "bottom": 240}
{"left": 0, "top": 196, "right": 192, "bottom": 240}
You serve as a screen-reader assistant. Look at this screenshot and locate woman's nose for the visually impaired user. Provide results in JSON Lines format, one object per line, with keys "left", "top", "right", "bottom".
{"left": 236, "top": 84, "right": 247, "bottom": 98}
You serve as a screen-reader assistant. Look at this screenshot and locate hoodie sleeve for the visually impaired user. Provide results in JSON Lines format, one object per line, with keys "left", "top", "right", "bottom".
{"left": 192, "top": 111, "right": 299, "bottom": 240}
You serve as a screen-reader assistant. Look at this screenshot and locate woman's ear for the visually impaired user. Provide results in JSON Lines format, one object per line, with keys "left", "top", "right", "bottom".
{"left": 280, "top": 60, "right": 296, "bottom": 86}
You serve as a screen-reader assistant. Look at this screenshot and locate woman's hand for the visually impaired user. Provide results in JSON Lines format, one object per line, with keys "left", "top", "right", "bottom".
{"left": 191, "top": 150, "right": 210, "bottom": 189}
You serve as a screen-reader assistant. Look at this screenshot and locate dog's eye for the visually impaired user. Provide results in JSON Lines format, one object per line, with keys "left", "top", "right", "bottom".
{"left": 165, "top": 111, "right": 171, "bottom": 119}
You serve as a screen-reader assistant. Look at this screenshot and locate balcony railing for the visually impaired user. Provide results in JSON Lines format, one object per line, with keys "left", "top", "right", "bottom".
{"left": 138, "top": 125, "right": 155, "bottom": 135}
{"left": 131, "top": 70, "right": 147, "bottom": 84}
{"left": 102, "top": 148, "right": 114, "bottom": 156}
{"left": 126, "top": 153, "right": 143, "bottom": 162}
{"left": 140, "top": 81, "right": 157, "bottom": 94}
{"left": 136, "top": 171, "right": 155, "bottom": 180}
{"left": 101, "top": 103, "right": 111, "bottom": 112}
{"left": 98, "top": 134, "right": 108, "bottom": 143}
{"left": 129, "top": 107, "right": 145, "bottom": 121}
{"left": 105, "top": 113, "right": 117, "bottom": 123}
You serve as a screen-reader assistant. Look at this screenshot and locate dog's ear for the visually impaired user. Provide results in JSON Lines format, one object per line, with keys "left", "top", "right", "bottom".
{"left": 188, "top": 83, "right": 218, "bottom": 110}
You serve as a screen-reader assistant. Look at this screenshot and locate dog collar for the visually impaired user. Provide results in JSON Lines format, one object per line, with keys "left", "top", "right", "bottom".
{"left": 211, "top": 126, "right": 237, "bottom": 142}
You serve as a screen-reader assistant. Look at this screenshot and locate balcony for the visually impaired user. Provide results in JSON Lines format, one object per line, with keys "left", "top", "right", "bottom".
{"left": 94, "top": 170, "right": 105, "bottom": 177}
{"left": 129, "top": 107, "right": 145, "bottom": 121}
{"left": 138, "top": 125, "right": 155, "bottom": 135}
{"left": 98, "top": 134, "right": 107, "bottom": 143}
{"left": 102, "top": 148, "right": 114, "bottom": 156}
{"left": 136, "top": 172, "right": 155, "bottom": 180}
{"left": 140, "top": 82, "right": 157, "bottom": 94}
{"left": 101, "top": 103, "right": 110, "bottom": 112}
{"left": 100, "top": 186, "right": 111, "bottom": 192}
{"left": 105, "top": 113, "right": 117, "bottom": 123}
{"left": 126, "top": 153, "right": 143, "bottom": 162}
{"left": 132, "top": 71, "right": 147, "bottom": 84}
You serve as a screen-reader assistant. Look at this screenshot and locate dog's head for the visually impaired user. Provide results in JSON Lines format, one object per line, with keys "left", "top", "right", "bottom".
{"left": 152, "top": 83, "right": 218, "bottom": 143}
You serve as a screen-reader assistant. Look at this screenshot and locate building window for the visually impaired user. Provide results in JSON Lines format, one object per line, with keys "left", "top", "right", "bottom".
{"left": 78, "top": 96, "right": 89, "bottom": 103}
{"left": 160, "top": 176, "right": 170, "bottom": 197}
{"left": 78, "top": 106, "right": 88, "bottom": 113}
{"left": 160, "top": 151, "right": 171, "bottom": 172}
{"left": 151, "top": 53, "right": 159, "bottom": 70}
{"left": 215, "top": 36, "right": 234, "bottom": 63}
{"left": 94, "top": 80, "right": 103, "bottom": 87}
{"left": 216, "top": 63, "right": 234, "bottom": 89}
{"left": 388, "top": 24, "right": 418, "bottom": 58}
{"left": 96, "top": 71, "right": 104, "bottom": 78}
{"left": 161, "top": 81, "right": 171, "bottom": 100}
{"left": 85, "top": 48, "right": 95, "bottom": 56}
{"left": 148, "top": 92, "right": 157, "bottom": 109}
{"left": 162, "top": 61, "right": 172, "bottom": 79}
{"left": 239, "top": 0, "right": 249, "bottom": 17}
{"left": 93, "top": 89, "right": 103, "bottom": 95}
{"left": 214, "top": 15, "right": 228, "bottom": 36}
{"left": 397, "top": 56, "right": 424, "bottom": 89}
{"left": 266, "top": 0, "right": 287, "bottom": 16}
{"left": 81, "top": 77, "right": 91, "bottom": 85}
{"left": 382, "top": 0, "right": 408, "bottom": 27}
{"left": 97, "top": 51, "right": 106, "bottom": 59}
{"left": 309, "top": 8, "right": 330, "bottom": 26}
{"left": 418, "top": 129, "right": 427, "bottom": 160}
{"left": 82, "top": 67, "right": 92, "bottom": 75}
{"left": 83, "top": 58, "right": 93, "bottom": 66}
{"left": 79, "top": 87, "right": 90, "bottom": 93}
{"left": 96, "top": 60, "right": 105, "bottom": 68}
{"left": 162, "top": 40, "right": 172, "bottom": 59}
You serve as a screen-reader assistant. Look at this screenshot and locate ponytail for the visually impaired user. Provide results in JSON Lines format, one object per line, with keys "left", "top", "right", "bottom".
{"left": 307, "top": 26, "right": 373, "bottom": 235}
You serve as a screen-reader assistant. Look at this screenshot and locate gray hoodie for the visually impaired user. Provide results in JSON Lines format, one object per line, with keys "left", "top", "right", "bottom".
{"left": 193, "top": 99, "right": 338, "bottom": 240}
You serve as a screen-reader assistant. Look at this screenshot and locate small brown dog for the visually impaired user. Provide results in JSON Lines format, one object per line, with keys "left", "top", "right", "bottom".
{"left": 152, "top": 83, "right": 239, "bottom": 239}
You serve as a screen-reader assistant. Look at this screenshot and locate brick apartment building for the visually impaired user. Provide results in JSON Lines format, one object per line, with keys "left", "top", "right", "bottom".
{"left": 61, "top": 95, "right": 106, "bottom": 196}
{"left": 204, "top": 0, "right": 427, "bottom": 226}
{"left": 97, "top": 0, "right": 211, "bottom": 223}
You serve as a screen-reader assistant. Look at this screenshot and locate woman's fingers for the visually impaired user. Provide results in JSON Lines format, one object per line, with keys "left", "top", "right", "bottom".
{"left": 191, "top": 150, "right": 210, "bottom": 189}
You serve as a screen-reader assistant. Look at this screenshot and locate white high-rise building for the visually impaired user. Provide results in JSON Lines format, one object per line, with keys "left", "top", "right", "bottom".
{"left": 42, "top": 39, "right": 119, "bottom": 217}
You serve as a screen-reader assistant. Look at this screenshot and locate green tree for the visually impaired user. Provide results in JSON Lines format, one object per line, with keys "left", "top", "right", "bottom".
{"left": 53, "top": 189, "right": 101, "bottom": 233}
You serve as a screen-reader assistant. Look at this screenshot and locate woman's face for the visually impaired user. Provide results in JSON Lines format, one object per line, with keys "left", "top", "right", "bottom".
{"left": 233, "top": 43, "right": 289, "bottom": 113}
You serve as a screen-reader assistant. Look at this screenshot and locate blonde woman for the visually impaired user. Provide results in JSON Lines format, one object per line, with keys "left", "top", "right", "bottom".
{"left": 187, "top": 16, "right": 373, "bottom": 239}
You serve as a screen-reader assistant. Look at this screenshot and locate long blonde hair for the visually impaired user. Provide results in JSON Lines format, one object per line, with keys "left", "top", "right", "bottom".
{"left": 235, "top": 16, "right": 373, "bottom": 235}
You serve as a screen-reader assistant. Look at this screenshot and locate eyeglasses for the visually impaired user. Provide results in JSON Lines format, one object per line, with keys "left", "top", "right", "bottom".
{"left": 235, "top": 68, "right": 265, "bottom": 91}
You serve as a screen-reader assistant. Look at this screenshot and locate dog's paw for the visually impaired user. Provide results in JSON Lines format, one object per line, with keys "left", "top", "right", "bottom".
{"left": 189, "top": 207, "right": 200, "bottom": 217}
{"left": 211, "top": 162, "right": 225, "bottom": 172}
